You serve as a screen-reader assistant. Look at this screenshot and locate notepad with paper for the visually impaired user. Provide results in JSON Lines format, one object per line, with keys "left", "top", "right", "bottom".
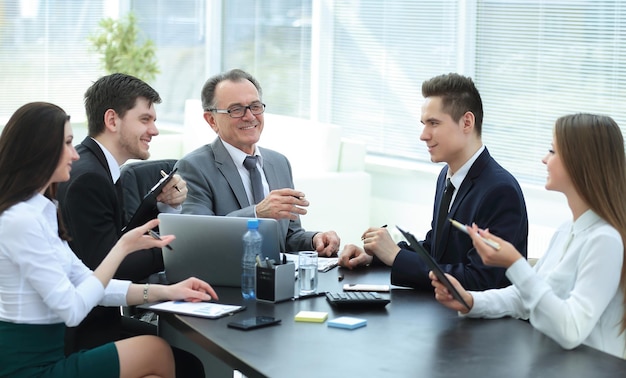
{"left": 284, "top": 253, "right": 339, "bottom": 272}
{"left": 327, "top": 316, "right": 367, "bottom": 330}
{"left": 294, "top": 310, "right": 328, "bottom": 323}
{"left": 149, "top": 301, "right": 245, "bottom": 319}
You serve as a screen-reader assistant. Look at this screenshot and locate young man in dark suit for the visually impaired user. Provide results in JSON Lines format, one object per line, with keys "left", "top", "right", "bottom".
{"left": 338, "top": 73, "right": 528, "bottom": 291}
{"left": 175, "top": 69, "right": 340, "bottom": 255}
{"left": 56, "top": 73, "right": 187, "bottom": 352}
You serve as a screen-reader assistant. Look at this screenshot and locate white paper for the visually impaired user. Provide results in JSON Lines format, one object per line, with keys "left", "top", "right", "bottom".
{"left": 283, "top": 253, "right": 338, "bottom": 272}
{"left": 150, "top": 301, "right": 244, "bottom": 319}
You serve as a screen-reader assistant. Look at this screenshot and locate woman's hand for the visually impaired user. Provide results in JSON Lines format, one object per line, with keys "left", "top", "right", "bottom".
{"left": 95, "top": 219, "right": 175, "bottom": 287}
{"left": 117, "top": 219, "right": 175, "bottom": 256}
{"left": 467, "top": 224, "right": 523, "bottom": 269}
{"left": 163, "top": 277, "right": 219, "bottom": 303}
{"left": 430, "top": 271, "right": 473, "bottom": 314}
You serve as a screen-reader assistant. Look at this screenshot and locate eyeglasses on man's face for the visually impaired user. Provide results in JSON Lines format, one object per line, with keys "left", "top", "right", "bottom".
{"left": 208, "top": 103, "right": 266, "bottom": 118}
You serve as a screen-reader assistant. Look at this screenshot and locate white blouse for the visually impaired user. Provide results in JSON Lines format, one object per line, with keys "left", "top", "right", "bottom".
{"left": 466, "top": 210, "right": 625, "bottom": 359}
{"left": 0, "top": 194, "right": 130, "bottom": 327}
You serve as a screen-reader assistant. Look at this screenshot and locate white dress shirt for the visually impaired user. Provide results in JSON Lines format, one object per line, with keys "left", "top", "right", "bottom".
{"left": 466, "top": 210, "right": 626, "bottom": 359}
{"left": 0, "top": 194, "right": 130, "bottom": 327}
{"left": 447, "top": 145, "right": 485, "bottom": 209}
{"left": 221, "top": 139, "right": 270, "bottom": 205}
{"left": 93, "top": 137, "right": 180, "bottom": 213}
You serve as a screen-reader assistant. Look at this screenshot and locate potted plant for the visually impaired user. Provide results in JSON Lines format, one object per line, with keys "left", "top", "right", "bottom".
{"left": 88, "top": 12, "right": 159, "bottom": 83}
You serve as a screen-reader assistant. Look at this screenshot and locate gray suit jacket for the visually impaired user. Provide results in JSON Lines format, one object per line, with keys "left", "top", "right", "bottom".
{"left": 175, "top": 138, "right": 317, "bottom": 252}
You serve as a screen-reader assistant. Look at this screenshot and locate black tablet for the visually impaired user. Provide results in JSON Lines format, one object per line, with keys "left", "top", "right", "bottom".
{"left": 121, "top": 168, "right": 178, "bottom": 233}
{"left": 396, "top": 226, "right": 470, "bottom": 310}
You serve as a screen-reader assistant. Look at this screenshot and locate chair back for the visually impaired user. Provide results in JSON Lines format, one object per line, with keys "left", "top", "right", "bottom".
{"left": 120, "top": 159, "right": 178, "bottom": 223}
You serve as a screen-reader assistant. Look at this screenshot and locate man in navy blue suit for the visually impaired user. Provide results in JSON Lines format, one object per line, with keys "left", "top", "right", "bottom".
{"left": 338, "top": 73, "right": 528, "bottom": 291}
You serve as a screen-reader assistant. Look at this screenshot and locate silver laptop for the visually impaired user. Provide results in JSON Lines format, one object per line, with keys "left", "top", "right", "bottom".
{"left": 158, "top": 213, "right": 282, "bottom": 287}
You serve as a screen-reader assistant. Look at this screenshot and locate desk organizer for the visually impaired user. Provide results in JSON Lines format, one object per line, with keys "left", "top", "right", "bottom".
{"left": 256, "top": 262, "right": 295, "bottom": 303}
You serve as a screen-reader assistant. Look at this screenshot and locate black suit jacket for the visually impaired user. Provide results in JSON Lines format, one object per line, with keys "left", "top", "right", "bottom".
{"left": 391, "top": 148, "right": 528, "bottom": 291}
{"left": 57, "top": 137, "right": 163, "bottom": 352}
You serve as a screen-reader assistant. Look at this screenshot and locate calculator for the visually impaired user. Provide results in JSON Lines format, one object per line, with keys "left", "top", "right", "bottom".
{"left": 325, "top": 291, "right": 390, "bottom": 308}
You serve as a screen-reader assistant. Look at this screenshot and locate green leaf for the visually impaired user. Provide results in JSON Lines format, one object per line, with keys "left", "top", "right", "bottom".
{"left": 87, "top": 11, "right": 160, "bottom": 82}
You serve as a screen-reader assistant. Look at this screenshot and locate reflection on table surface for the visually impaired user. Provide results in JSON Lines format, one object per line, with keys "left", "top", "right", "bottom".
{"left": 158, "top": 266, "right": 626, "bottom": 378}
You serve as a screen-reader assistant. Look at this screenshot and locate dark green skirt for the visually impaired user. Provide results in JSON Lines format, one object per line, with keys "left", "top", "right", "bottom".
{"left": 0, "top": 320, "right": 119, "bottom": 378}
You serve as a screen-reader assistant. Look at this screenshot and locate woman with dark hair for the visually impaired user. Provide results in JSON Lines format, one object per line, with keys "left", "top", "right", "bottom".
{"left": 0, "top": 102, "right": 219, "bottom": 377}
{"left": 431, "top": 113, "right": 626, "bottom": 359}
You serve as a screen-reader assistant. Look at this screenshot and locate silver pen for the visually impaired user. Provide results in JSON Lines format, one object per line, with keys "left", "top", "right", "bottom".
{"left": 449, "top": 219, "right": 501, "bottom": 250}
{"left": 149, "top": 230, "right": 173, "bottom": 250}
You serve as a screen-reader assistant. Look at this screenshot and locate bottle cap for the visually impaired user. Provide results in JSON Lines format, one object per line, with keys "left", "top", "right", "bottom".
{"left": 247, "top": 218, "right": 259, "bottom": 229}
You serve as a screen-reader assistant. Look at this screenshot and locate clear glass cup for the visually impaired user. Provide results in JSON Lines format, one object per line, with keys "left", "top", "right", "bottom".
{"left": 298, "top": 251, "right": 318, "bottom": 295}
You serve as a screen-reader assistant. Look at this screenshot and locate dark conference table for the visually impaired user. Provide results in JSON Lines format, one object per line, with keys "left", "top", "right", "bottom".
{"left": 156, "top": 266, "right": 626, "bottom": 378}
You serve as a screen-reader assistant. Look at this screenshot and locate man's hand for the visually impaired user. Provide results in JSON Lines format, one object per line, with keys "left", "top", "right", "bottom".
{"left": 338, "top": 244, "right": 373, "bottom": 269}
{"left": 255, "top": 188, "right": 309, "bottom": 220}
{"left": 157, "top": 174, "right": 187, "bottom": 207}
{"left": 313, "top": 231, "right": 340, "bottom": 256}
{"left": 361, "top": 226, "right": 400, "bottom": 266}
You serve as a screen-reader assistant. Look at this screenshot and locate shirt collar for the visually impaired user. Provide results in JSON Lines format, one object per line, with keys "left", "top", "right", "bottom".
{"left": 448, "top": 145, "right": 485, "bottom": 190}
{"left": 91, "top": 138, "right": 121, "bottom": 183}
{"left": 220, "top": 138, "right": 264, "bottom": 168}
{"left": 572, "top": 209, "right": 603, "bottom": 235}
{"left": 27, "top": 193, "right": 58, "bottom": 229}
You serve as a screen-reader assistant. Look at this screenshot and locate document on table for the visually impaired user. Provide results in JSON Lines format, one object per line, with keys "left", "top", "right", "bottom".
{"left": 283, "top": 253, "right": 339, "bottom": 272}
{"left": 149, "top": 301, "right": 245, "bottom": 319}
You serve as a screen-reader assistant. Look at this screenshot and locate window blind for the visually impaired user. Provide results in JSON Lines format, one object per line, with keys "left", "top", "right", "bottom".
{"left": 221, "top": 0, "right": 312, "bottom": 118}
{"left": 476, "top": 1, "right": 626, "bottom": 184}
{"left": 0, "top": 0, "right": 104, "bottom": 123}
{"left": 131, "top": 0, "right": 207, "bottom": 122}
{"left": 329, "top": 1, "right": 459, "bottom": 162}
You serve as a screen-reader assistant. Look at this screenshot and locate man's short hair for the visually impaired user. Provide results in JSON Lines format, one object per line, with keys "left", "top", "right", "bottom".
{"left": 84, "top": 73, "right": 161, "bottom": 137}
{"left": 422, "top": 73, "right": 483, "bottom": 135}
{"left": 201, "top": 69, "right": 263, "bottom": 111}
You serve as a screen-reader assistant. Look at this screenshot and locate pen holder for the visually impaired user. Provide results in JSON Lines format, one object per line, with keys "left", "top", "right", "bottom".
{"left": 256, "top": 262, "right": 295, "bottom": 303}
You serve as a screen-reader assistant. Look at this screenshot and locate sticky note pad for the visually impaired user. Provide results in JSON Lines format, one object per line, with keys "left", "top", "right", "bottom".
{"left": 294, "top": 311, "right": 328, "bottom": 323}
{"left": 327, "top": 316, "right": 367, "bottom": 330}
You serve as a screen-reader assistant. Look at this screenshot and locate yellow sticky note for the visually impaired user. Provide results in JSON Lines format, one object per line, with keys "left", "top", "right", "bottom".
{"left": 294, "top": 310, "right": 328, "bottom": 323}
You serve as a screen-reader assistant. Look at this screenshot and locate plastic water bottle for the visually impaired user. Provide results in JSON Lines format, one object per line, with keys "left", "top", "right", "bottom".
{"left": 242, "top": 219, "right": 262, "bottom": 299}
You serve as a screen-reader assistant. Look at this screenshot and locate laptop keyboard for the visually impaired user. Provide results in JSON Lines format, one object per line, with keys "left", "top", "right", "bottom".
{"left": 325, "top": 291, "right": 390, "bottom": 308}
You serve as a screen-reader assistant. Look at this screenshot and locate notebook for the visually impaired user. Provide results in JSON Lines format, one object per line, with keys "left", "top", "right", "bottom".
{"left": 158, "top": 213, "right": 282, "bottom": 287}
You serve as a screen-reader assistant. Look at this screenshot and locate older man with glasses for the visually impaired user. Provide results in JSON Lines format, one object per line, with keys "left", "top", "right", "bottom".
{"left": 174, "top": 68, "right": 340, "bottom": 256}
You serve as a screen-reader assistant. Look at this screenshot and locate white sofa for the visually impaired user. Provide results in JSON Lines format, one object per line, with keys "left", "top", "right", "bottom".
{"left": 148, "top": 99, "right": 372, "bottom": 247}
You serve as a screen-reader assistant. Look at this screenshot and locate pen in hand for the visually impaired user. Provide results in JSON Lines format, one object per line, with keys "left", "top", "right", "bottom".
{"left": 361, "top": 224, "right": 388, "bottom": 241}
{"left": 148, "top": 230, "right": 173, "bottom": 250}
{"left": 448, "top": 219, "right": 501, "bottom": 250}
{"left": 160, "top": 170, "right": 181, "bottom": 192}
